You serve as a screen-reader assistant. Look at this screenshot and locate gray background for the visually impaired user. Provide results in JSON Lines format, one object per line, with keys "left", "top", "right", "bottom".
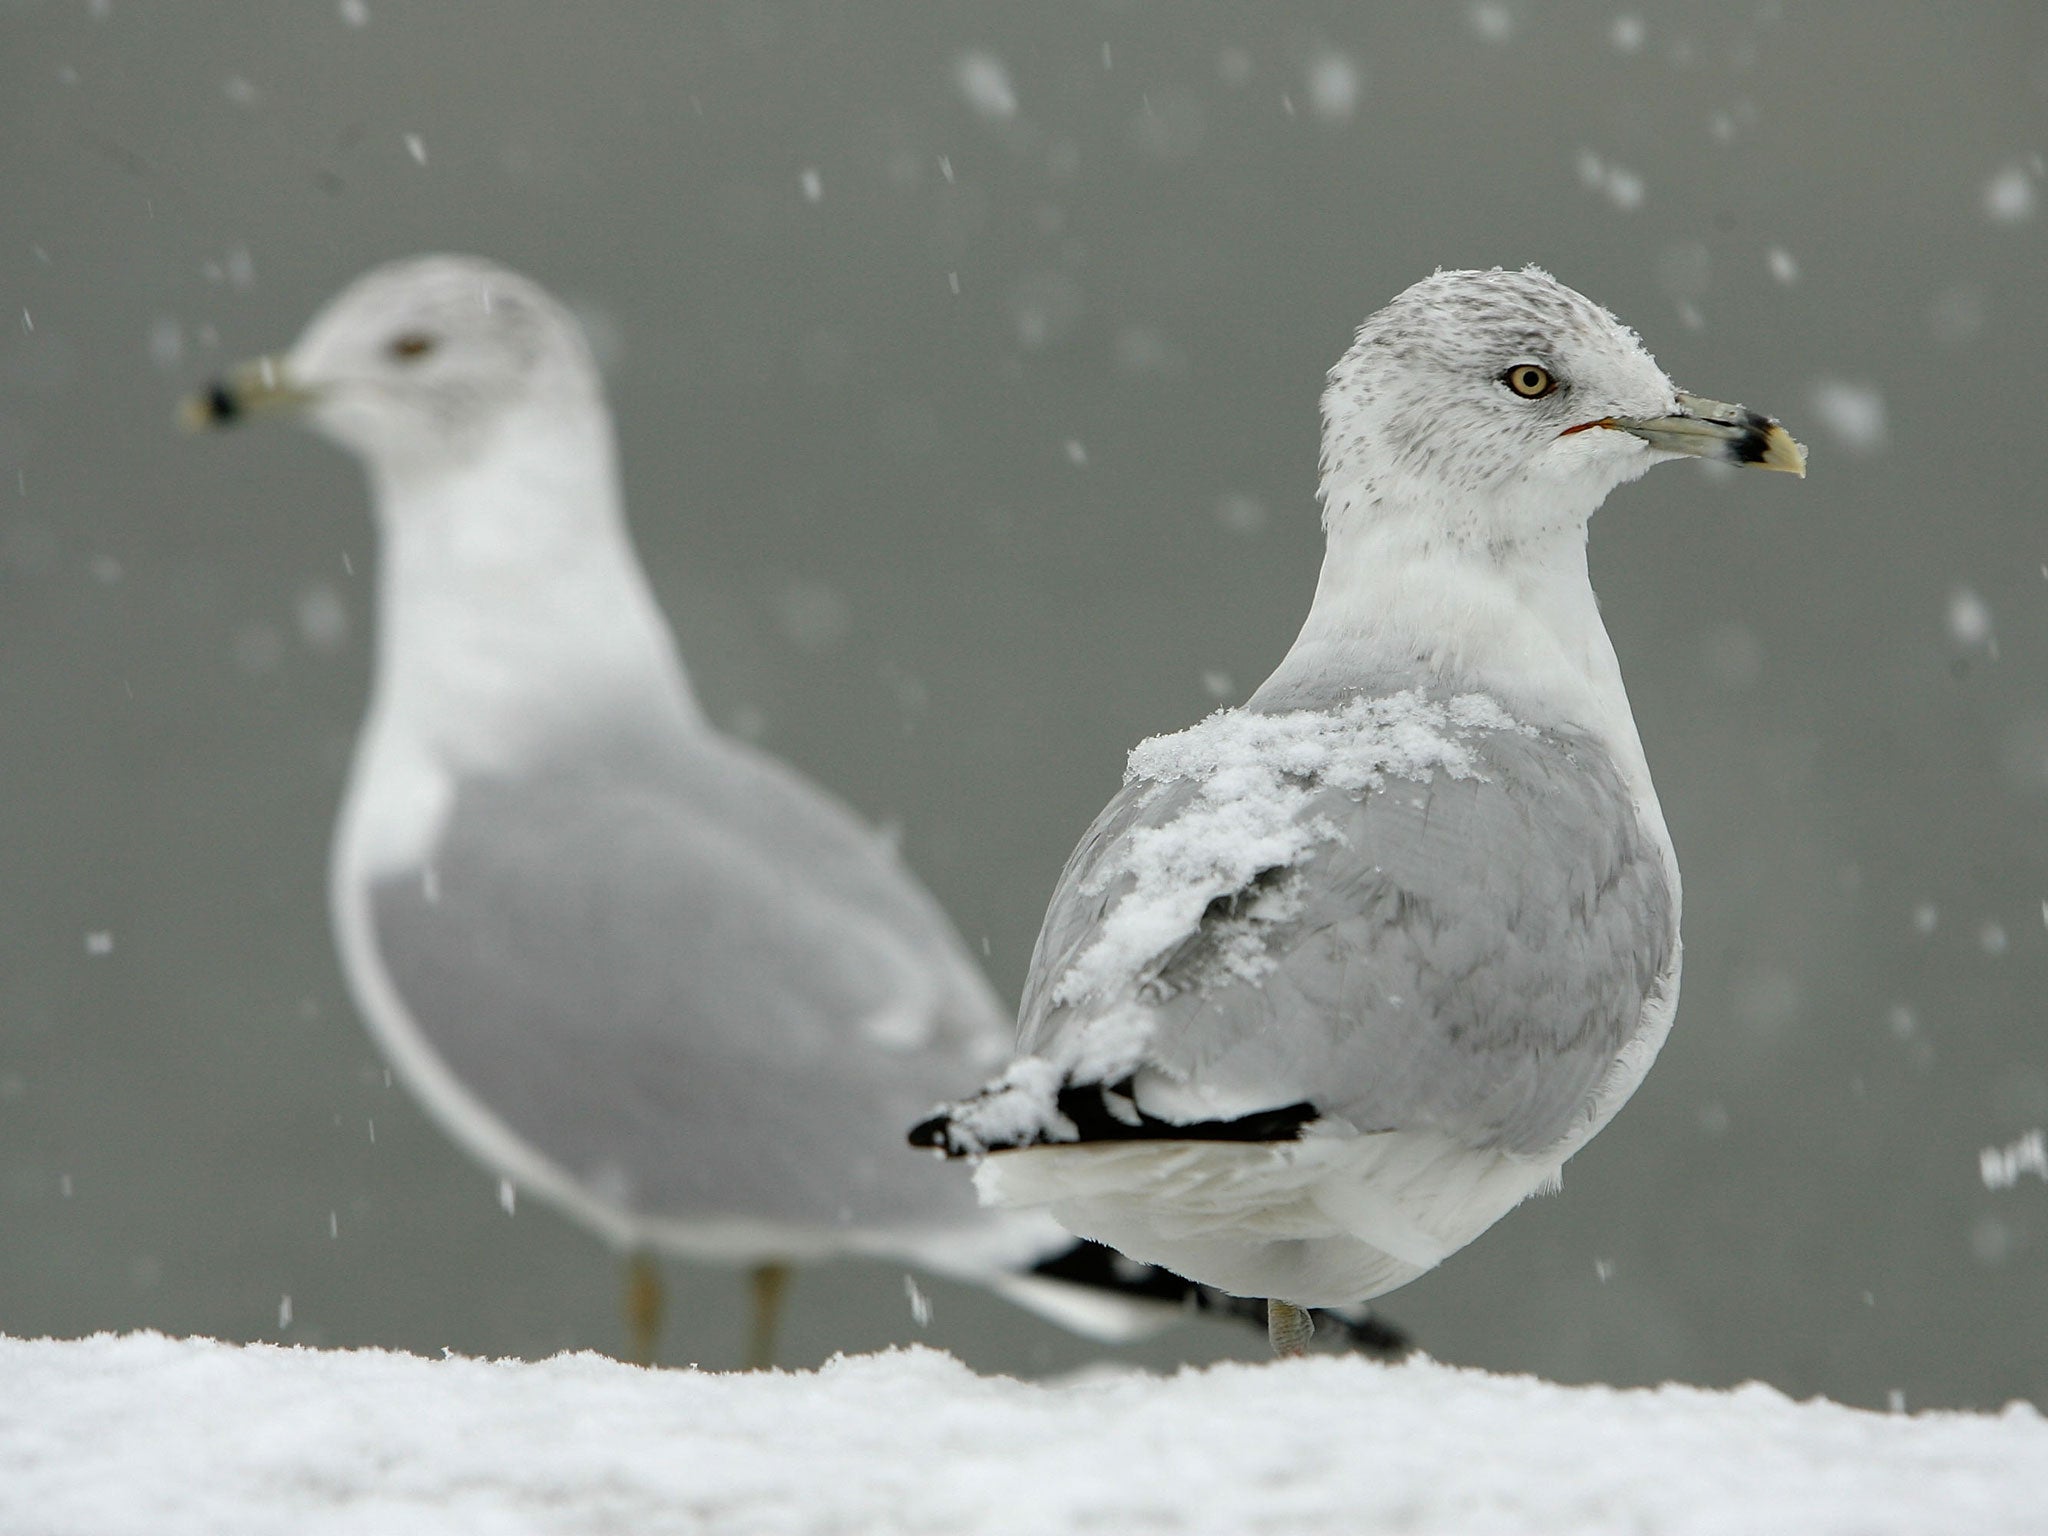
{"left": 3, "top": 1, "right": 2044, "bottom": 1409}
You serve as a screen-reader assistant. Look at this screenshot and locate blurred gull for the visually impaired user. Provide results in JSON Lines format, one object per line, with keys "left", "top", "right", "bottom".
{"left": 916, "top": 267, "right": 1804, "bottom": 1354}
{"left": 185, "top": 255, "right": 1188, "bottom": 1365}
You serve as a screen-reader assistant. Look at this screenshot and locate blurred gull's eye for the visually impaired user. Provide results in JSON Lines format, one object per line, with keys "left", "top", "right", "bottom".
{"left": 388, "top": 332, "right": 437, "bottom": 362}
{"left": 1502, "top": 363, "right": 1557, "bottom": 399}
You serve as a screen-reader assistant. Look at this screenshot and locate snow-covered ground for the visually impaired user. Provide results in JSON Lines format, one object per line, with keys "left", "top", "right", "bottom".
{"left": 4, "top": 1333, "right": 2043, "bottom": 1535}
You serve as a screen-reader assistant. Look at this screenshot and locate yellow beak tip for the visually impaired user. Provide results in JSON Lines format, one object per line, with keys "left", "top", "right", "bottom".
{"left": 1760, "top": 426, "right": 1808, "bottom": 477}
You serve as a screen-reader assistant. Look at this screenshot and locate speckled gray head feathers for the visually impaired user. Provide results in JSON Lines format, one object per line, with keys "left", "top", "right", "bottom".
{"left": 1318, "top": 267, "right": 1680, "bottom": 535}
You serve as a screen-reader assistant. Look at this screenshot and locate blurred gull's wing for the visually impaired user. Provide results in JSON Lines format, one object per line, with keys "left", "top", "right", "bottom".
{"left": 349, "top": 737, "right": 1030, "bottom": 1264}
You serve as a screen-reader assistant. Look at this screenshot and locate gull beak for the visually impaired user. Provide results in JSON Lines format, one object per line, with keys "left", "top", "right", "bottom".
{"left": 1600, "top": 392, "right": 1807, "bottom": 476}
{"left": 178, "top": 356, "right": 318, "bottom": 432}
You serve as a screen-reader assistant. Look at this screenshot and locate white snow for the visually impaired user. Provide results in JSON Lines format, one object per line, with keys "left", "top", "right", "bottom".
{"left": 147, "top": 315, "right": 186, "bottom": 370}
{"left": 1468, "top": 3, "right": 1516, "bottom": 44}
{"left": 4, "top": 1332, "right": 2042, "bottom": 1535}
{"left": 1303, "top": 52, "right": 1362, "bottom": 122}
{"left": 953, "top": 50, "right": 1019, "bottom": 122}
{"left": 294, "top": 581, "right": 352, "bottom": 654}
{"left": 1947, "top": 586, "right": 1995, "bottom": 651}
{"left": 1053, "top": 693, "right": 1523, "bottom": 1012}
{"left": 1807, "top": 378, "right": 1888, "bottom": 453}
{"left": 1980, "top": 1129, "right": 2047, "bottom": 1190}
{"left": 1214, "top": 491, "right": 1269, "bottom": 536}
{"left": 903, "top": 1275, "right": 934, "bottom": 1327}
{"left": 1982, "top": 163, "right": 2037, "bottom": 224}
{"left": 945, "top": 1053, "right": 1076, "bottom": 1152}
{"left": 1576, "top": 150, "right": 1645, "bottom": 211}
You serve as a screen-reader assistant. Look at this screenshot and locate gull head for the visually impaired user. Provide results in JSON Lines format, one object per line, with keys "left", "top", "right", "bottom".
{"left": 1319, "top": 266, "right": 1803, "bottom": 548}
{"left": 183, "top": 255, "right": 602, "bottom": 475}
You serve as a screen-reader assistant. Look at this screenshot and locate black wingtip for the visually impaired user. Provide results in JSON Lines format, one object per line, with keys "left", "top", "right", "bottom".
{"left": 906, "top": 1113, "right": 959, "bottom": 1155}
{"left": 1029, "top": 1239, "right": 1205, "bottom": 1304}
{"left": 1053, "top": 1082, "right": 1318, "bottom": 1146}
{"left": 912, "top": 1079, "right": 1320, "bottom": 1158}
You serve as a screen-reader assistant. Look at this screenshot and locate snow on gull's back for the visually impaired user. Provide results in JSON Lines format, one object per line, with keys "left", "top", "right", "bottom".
{"left": 950, "top": 690, "right": 1529, "bottom": 1154}
{"left": 1057, "top": 690, "right": 1526, "bottom": 1009}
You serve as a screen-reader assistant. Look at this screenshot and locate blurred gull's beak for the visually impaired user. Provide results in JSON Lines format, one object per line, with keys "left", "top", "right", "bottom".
{"left": 1582, "top": 392, "right": 1806, "bottom": 476}
{"left": 178, "top": 356, "right": 316, "bottom": 432}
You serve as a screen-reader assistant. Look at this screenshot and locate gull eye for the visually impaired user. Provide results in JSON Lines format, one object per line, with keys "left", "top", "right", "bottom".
{"left": 387, "top": 332, "right": 437, "bottom": 362}
{"left": 1502, "top": 362, "right": 1557, "bottom": 399}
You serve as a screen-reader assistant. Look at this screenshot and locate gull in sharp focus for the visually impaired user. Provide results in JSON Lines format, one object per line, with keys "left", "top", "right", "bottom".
{"left": 184, "top": 254, "right": 1195, "bottom": 1365}
{"left": 914, "top": 266, "right": 1805, "bottom": 1355}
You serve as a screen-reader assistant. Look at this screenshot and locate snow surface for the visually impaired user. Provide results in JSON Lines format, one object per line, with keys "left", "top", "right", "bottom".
{"left": 6, "top": 1332, "right": 2044, "bottom": 1536}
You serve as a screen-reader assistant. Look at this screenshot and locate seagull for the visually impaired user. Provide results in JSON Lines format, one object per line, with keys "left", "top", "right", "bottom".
{"left": 183, "top": 254, "right": 1252, "bottom": 1367}
{"left": 914, "top": 267, "right": 1804, "bottom": 1356}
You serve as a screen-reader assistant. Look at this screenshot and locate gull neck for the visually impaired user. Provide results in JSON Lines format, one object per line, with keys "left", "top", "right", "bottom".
{"left": 1256, "top": 500, "right": 1655, "bottom": 805}
{"left": 359, "top": 403, "right": 701, "bottom": 780}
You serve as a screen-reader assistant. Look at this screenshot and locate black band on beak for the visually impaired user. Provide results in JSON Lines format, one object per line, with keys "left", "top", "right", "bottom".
{"left": 201, "top": 382, "right": 241, "bottom": 424}
{"left": 1721, "top": 407, "right": 1779, "bottom": 467}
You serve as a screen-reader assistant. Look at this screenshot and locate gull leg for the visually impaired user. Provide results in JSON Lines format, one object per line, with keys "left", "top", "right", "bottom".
{"left": 1183, "top": 1284, "right": 1413, "bottom": 1360}
{"left": 624, "top": 1251, "right": 665, "bottom": 1365}
{"left": 1267, "top": 1299, "right": 1315, "bottom": 1358}
{"left": 746, "top": 1262, "right": 792, "bottom": 1371}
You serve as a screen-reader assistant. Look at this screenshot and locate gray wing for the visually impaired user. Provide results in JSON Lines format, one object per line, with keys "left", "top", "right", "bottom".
{"left": 368, "top": 752, "right": 1002, "bottom": 1234}
{"left": 1020, "top": 723, "right": 1675, "bottom": 1158}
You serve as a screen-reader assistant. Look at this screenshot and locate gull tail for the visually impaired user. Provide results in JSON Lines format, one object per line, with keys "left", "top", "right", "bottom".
{"left": 1015, "top": 1240, "right": 1413, "bottom": 1359}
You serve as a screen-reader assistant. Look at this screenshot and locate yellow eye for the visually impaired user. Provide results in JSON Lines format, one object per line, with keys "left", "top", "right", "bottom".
{"left": 387, "top": 332, "right": 437, "bottom": 362}
{"left": 1502, "top": 363, "right": 1557, "bottom": 399}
